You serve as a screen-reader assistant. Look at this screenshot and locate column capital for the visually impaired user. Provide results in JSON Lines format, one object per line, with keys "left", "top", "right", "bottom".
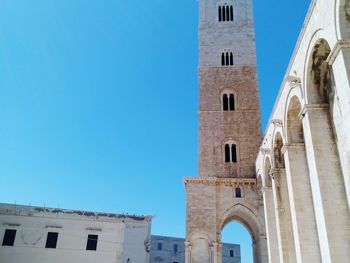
{"left": 327, "top": 39, "right": 350, "bottom": 65}
{"left": 300, "top": 104, "right": 329, "bottom": 119}
{"left": 261, "top": 186, "right": 272, "bottom": 193}
{"left": 281, "top": 143, "right": 305, "bottom": 154}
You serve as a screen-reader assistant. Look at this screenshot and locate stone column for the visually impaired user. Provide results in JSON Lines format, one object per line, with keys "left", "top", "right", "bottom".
{"left": 270, "top": 173, "right": 284, "bottom": 263}
{"left": 262, "top": 186, "right": 279, "bottom": 263}
{"left": 212, "top": 242, "right": 218, "bottom": 263}
{"left": 271, "top": 169, "right": 296, "bottom": 263}
{"left": 302, "top": 104, "right": 350, "bottom": 262}
{"left": 185, "top": 241, "right": 192, "bottom": 263}
{"left": 282, "top": 144, "right": 321, "bottom": 263}
{"left": 253, "top": 235, "right": 269, "bottom": 263}
{"left": 327, "top": 44, "right": 350, "bottom": 211}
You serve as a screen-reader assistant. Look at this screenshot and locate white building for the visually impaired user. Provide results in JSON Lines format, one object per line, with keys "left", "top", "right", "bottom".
{"left": 0, "top": 203, "right": 152, "bottom": 263}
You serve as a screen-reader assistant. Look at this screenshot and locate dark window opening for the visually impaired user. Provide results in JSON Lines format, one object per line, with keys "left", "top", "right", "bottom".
{"left": 86, "top": 234, "right": 98, "bottom": 251}
{"left": 235, "top": 188, "right": 242, "bottom": 198}
{"left": 45, "top": 232, "right": 58, "bottom": 249}
{"left": 218, "top": 5, "right": 234, "bottom": 22}
{"left": 225, "top": 144, "right": 231, "bottom": 163}
{"left": 157, "top": 242, "right": 163, "bottom": 251}
{"left": 2, "top": 229, "right": 16, "bottom": 247}
{"left": 231, "top": 144, "right": 237, "bottom": 163}
{"left": 229, "top": 94, "right": 235, "bottom": 111}
{"left": 221, "top": 52, "right": 233, "bottom": 66}
{"left": 223, "top": 94, "right": 229, "bottom": 111}
{"left": 173, "top": 243, "right": 178, "bottom": 253}
{"left": 230, "top": 249, "right": 234, "bottom": 257}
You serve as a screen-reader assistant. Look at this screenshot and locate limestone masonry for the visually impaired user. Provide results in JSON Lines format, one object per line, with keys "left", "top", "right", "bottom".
{"left": 185, "top": 0, "right": 350, "bottom": 263}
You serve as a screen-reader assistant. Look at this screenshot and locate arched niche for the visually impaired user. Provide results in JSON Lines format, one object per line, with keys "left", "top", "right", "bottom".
{"left": 286, "top": 96, "right": 304, "bottom": 144}
{"left": 306, "top": 39, "right": 333, "bottom": 105}
{"left": 273, "top": 132, "right": 285, "bottom": 169}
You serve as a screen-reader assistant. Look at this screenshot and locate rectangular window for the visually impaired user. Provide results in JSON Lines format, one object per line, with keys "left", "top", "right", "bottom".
{"left": 230, "top": 249, "right": 234, "bottom": 257}
{"left": 45, "top": 232, "right": 58, "bottom": 249}
{"left": 157, "top": 242, "right": 163, "bottom": 250}
{"left": 173, "top": 243, "right": 178, "bottom": 253}
{"left": 86, "top": 234, "right": 98, "bottom": 251}
{"left": 2, "top": 229, "right": 16, "bottom": 246}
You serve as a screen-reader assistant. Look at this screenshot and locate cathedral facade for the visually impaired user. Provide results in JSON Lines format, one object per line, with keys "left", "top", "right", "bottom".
{"left": 186, "top": 0, "right": 350, "bottom": 263}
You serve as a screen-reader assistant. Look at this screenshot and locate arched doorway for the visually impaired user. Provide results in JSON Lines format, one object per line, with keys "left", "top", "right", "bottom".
{"left": 221, "top": 221, "right": 253, "bottom": 263}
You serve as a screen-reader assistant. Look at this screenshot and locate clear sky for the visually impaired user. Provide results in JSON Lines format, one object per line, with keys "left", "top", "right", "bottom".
{"left": 0, "top": 0, "right": 310, "bottom": 262}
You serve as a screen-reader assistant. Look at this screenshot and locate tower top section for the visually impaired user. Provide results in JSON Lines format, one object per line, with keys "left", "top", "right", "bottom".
{"left": 198, "top": 0, "right": 257, "bottom": 66}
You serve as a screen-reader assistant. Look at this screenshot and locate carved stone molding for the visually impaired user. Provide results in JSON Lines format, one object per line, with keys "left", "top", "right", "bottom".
{"left": 184, "top": 177, "right": 256, "bottom": 187}
{"left": 271, "top": 119, "right": 283, "bottom": 127}
{"left": 286, "top": 75, "right": 301, "bottom": 88}
{"left": 260, "top": 148, "right": 271, "bottom": 155}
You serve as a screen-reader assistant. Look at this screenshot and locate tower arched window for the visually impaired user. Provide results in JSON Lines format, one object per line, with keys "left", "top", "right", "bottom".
{"left": 224, "top": 142, "right": 237, "bottom": 163}
{"left": 221, "top": 51, "right": 234, "bottom": 66}
{"left": 218, "top": 5, "right": 234, "bottom": 22}
{"left": 222, "top": 93, "right": 235, "bottom": 111}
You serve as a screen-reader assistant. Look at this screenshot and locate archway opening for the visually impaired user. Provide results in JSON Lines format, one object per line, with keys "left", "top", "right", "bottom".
{"left": 221, "top": 221, "right": 253, "bottom": 263}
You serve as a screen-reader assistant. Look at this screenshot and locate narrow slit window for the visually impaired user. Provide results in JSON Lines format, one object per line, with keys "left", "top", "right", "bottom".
{"left": 86, "top": 234, "right": 98, "bottom": 251}
{"left": 226, "top": 6, "right": 230, "bottom": 21}
{"left": 231, "top": 144, "right": 237, "bottom": 163}
{"left": 226, "top": 52, "right": 229, "bottom": 65}
{"left": 2, "top": 229, "right": 16, "bottom": 247}
{"left": 223, "top": 94, "right": 229, "bottom": 111}
{"left": 218, "top": 5, "right": 234, "bottom": 22}
{"left": 230, "top": 52, "right": 233, "bottom": 65}
{"left": 235, "top": 187, "right": 242, "bottom": 198}
{"left": 225, "top": 144, "right": 231, "bottom": 163}
{"left": 229, "top": 94, "right": 235, "bottom": 110}
{"left": 45, "top": 232, "right": 58, "bottom": 249}
{"left": 221, "top": 53, "right": 225, "bottom": 66}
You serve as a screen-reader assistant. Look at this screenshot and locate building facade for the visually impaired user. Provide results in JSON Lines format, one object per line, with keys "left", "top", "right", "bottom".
{"left": 255, "top": 0, "right": 350, "bottom": 262}
{"left": 150, "top": 235, "right": 240, "bottom": 263}
{"left": 184, "top": 0, "right": 268, "bottom": 263}
{"left": 0, "top": 203, "right": 152, "bottom": 263}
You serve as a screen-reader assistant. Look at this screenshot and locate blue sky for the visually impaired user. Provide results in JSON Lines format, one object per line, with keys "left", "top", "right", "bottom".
{"left": 0, "top": 0, "right": 310, "bottom": 262}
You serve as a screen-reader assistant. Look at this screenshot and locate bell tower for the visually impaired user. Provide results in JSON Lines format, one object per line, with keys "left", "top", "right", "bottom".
{"left": 185, "top": 0, "right": 268, "bottom": 262}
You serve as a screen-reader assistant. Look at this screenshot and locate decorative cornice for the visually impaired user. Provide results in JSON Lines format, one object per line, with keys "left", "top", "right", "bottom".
{"left": 327, "top": 40, "right": 350, "bottom": 65}
{"left": 183, "top": 177, "right": 256, "bottom": 187}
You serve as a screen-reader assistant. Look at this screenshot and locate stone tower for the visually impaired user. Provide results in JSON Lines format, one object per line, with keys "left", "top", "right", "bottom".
{"left": 184, "top": 1, "right": 268, "bottom": 263}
